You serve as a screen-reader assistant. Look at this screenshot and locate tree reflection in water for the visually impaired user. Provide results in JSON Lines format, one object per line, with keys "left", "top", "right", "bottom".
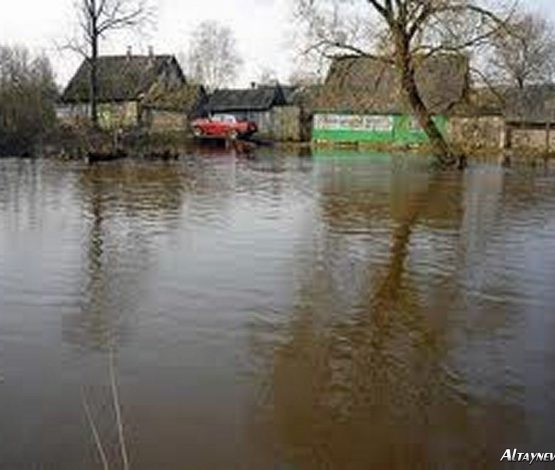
{"left": 248, "top": 162, "right": 527, "bottom": 469}
{"left": 62, "top": 162, "right": 188, "bottom": 352}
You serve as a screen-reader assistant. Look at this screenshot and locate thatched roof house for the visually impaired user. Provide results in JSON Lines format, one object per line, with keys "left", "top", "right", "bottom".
{"left": 314, "top": 54, "right": 469, "bottom": 115}
{"left": 310, "top": 54, "right": 470, "bottom": 144}
{"left": 61, "top": 53, "right": 185, "bottom": 104}
{"left": 57, "top": 51, "right": 188, "bottom": 129}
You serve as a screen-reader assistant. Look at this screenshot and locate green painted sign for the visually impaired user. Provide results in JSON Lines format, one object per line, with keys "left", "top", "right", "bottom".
{"left": 312, "top": 113, "right": 447, "bottom": 144}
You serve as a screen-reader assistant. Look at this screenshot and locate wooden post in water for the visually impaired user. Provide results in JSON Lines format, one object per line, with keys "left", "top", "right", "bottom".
{"left": 499, "top": 124, "right": 512, "bottom": 167}
{"left": 545, "top": 100, "right": 555, "bottom": 158}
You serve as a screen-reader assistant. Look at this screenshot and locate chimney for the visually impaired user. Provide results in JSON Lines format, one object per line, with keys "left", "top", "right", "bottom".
{"left": 126, "top": 45, "right": 132, "bottom": 60}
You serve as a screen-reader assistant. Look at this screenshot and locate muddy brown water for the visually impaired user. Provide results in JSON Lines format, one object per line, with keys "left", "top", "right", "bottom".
{"left": 1, "top": 151, "right": 555, "bottom": 469}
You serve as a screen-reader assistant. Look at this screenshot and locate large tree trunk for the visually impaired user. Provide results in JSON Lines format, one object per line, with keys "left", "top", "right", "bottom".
{"left": 394, "top": 32, "right": 461, "bottom": 168}
{"left": 90, "top": 0, "right": 99, "bottom": 128}
{"left": 90, "top": 38, "right": 99, "bottom": 127}
{"left": 91, "top": 47, "right": 98, "bottom": 127}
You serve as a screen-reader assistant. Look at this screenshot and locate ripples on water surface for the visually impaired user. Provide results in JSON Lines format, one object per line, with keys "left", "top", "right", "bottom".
{"left": 1, "top": 152, "right": 555, "bottom": 469}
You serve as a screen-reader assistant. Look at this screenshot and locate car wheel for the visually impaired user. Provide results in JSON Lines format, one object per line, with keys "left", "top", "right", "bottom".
{"left": 193, "top": 126, "right": 203, "bottom": 137}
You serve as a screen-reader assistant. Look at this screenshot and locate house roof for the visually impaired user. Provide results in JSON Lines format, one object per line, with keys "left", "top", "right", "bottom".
{"left": 450, "top": 84, "right": 555, "bottom": 123}
{"left": 280, "top": 85, "right": 299, "bottom": 105}
{"left": 206, "top": 85, "right": 286, "bottom": 113}
{"left": 451, "top": 86, "right": 505, "bottom": 117}
{"left": 142, "top": 83, "right": 207, "bottom": 114}
{"left": 61, "top": 54, "right": 185, "bottom": 103}
{"left": 504, "top": 84, "right": 555, "bottom": 124}
{"left": 314, "top": 54, "right": 469, "bottom": 115}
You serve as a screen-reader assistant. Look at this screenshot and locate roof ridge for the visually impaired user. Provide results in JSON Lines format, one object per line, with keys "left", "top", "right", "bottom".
{"left": 94, "top": 54, "right": 173, "bottom": 60}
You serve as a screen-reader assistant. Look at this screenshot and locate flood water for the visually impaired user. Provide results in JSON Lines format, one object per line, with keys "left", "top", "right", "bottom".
{"left": 1, "top": 150, "right": 555, "bottom": 469}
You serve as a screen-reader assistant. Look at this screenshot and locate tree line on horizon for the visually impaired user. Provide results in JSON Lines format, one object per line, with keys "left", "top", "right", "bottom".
{"left": 0, "top": 46, "right": 58, "bottom": 156}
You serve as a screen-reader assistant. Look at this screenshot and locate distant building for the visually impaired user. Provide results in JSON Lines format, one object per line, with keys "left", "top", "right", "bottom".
{"left": 205, "top": 84, "right": 287, "bottom": 136}
{"left": 449, "top": 84, "right": 555, "bottom": 152}
{"left": 504, "top": 85, "right": 555, "bottom": 151}
{"left": 311, "top": 54, "right": 469, "bottom": 145}
{"left": 57, "top": 49, "right": 188, "bottom": 129}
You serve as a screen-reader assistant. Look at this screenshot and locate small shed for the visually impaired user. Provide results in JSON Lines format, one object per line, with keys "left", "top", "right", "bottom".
{"left": 205, "top": 84, "right": 286, "bottom": 136}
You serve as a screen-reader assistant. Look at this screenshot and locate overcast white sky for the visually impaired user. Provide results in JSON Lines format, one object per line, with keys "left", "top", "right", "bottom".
{"left": 0, "top": 0, "right": 554, "bottom": 88}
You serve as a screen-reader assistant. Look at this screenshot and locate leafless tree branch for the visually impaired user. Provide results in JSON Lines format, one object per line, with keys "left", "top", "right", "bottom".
{"left": 65, "top": 0, "right": 155, "bottom": 125}
{"left": 294, "top": 0, "right": 520, "bottom": 167}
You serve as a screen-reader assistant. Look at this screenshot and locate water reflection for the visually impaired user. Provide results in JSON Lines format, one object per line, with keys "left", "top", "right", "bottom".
{"left": 61, "top": 163, "right": 191, "bottom": 351}
{"left": 1, "top": 154, "right": 555, "bottom": 469}
{"left": 248, "top": 161, "right": 537, "bottom": 469}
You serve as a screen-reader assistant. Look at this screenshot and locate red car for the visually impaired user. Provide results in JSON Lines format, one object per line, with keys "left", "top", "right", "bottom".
{"left": 191, "top": 114, "right": 258, "bottom": 139}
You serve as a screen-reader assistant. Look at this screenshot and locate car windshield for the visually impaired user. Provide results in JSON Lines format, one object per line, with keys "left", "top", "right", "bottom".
{"left": 213, "top": 114, "right": 236, "bottom": 123}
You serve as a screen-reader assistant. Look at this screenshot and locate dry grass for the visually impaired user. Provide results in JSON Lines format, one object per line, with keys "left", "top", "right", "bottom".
{"left": 82, "top": 350, "right": 130, "bottom": 470}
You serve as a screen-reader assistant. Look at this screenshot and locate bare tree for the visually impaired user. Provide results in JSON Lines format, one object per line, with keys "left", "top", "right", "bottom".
{"left": 288, "top": 53, "right": 327, "bottom": 86}
{"left": 488, "top": 11, "right": 555, "bottom": 89}
{"left": 70, "top": 0, "right": 154, "bottom": 126}
{"left": 186, "top": 20, "right": 243, "bottom": 91}
{"left": 296, "top": 0, "right": 516, "bottom": 167}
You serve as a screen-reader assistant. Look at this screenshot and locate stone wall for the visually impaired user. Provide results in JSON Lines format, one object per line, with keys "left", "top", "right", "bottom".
{"left": 509, "top": 126, "right": 555, "bottom": 150}
{"left": 448, "top": 116, "right": 555, "bottom": 153}
{"left": 447, "top": 116, "right": 506, "bottom": 150}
